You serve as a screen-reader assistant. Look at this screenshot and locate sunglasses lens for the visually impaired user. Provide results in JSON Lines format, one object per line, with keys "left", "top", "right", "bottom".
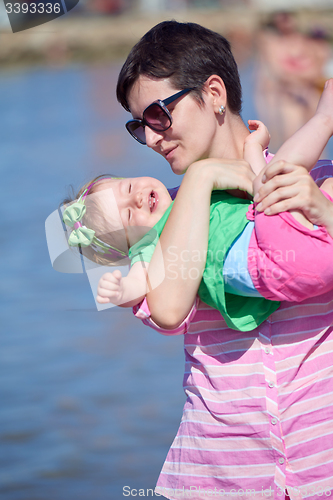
{"left": 126, "top": 121, "right": 146, "bottom": 144}
{"left": 126, "top": 102, "right": 172, "bottom": 144}
{"left": 144, "top": 103, "right": 171, "bottom": 131}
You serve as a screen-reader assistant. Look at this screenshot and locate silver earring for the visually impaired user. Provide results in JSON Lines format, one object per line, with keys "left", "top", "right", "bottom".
{"left": 219, "top": 105, "right": 225, "bottom": 115}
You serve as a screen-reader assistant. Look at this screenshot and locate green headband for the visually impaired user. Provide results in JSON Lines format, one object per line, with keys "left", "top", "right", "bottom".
{"left": 62, "top": 177, "right": 128, "bottom": 260}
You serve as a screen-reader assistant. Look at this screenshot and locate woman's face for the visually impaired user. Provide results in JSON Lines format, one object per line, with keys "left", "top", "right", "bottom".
{"left": 127, "top": 76, "right": 220, "bottom": 175}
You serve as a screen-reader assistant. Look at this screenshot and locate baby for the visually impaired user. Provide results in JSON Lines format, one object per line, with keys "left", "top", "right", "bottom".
{"left": 63, "top": 81, "right": 333, "bottom": 331}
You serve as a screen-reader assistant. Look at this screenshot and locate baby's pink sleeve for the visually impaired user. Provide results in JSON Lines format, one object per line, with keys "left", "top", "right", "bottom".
{"left": 133, "top": 297, "right": 198, "bottom": 336}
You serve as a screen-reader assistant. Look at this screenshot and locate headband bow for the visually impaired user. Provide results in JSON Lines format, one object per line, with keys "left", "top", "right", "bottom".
{"left": 62, "top": 201, "right": 95, "bottom": 247}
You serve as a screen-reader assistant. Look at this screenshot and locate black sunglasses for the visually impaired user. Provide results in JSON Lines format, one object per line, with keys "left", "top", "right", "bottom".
{"left": 126, "top": 88, "right": 194, "bottom": 145}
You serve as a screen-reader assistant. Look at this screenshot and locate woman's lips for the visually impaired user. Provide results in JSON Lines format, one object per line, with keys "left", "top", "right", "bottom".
{"left": 164, "top": 146, "right": 177, "bottom": 160}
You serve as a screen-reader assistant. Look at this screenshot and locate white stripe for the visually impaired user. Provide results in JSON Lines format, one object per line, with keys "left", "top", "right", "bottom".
{"left": 161, "top": 468, "right": 272, "bottom": 478}
{"left": 170, "top": 444, "right": 273, "bottom": 453}
{"left": 286, "top": 421, "right": 333, "bottom": 442}
{"left": 279, "top": 373, "right": 333, "bottom": 399}
{"left": 271, "top": 306, "right": 333, "bottom": 325}
{"left": 185, "top": 347, "right": 261, "bottom": 355}
{"left": 157, "top": 486, "right": 264, "bottom": 497}
{"left": 184, "top": 370, "right": 266, "bottom": 379}
{"left": 183, "top": 394, "right": 267, "bottom": 406}
{"left": 185, "top": 360, "right": 265, "bottom": 370}
{"left": 185, "top": 335, "right": 261, "bottom": 348}
{"left": 289, "top": 452, "right": 333, "bottom": 472}
{"left": 180, "top": 418, "right": 266, "bottom": 428}
{"left": 174, "top": 434, "right": 271, "bottom": 443}
{"left": 277, "top": 342, "right": 333, "bottom": 373}
{"left": 275, "top": 327, "right": 331, "bottom": 349}
{"left": 183, "top": 382, "right": 266, "bottom": 398}
{"left": 271, "top": 440, "right": 285, "bottom": 456}
{"left": 258, "top": 332, "right": 271, "bottom": 343}
{"left": 281, "top": 399, "right": 333, "bottom": 423}
{"left": 192, "top": 296, "right": 333, "bottom": 323}
{"left": 164, "top": 460, "right": 272, "bottom": 469}
{"left": 288, "top": 429, "right": 333, "bottom": 449}
{"left": 182, "top": 387, "right": 269, "bottom": 404}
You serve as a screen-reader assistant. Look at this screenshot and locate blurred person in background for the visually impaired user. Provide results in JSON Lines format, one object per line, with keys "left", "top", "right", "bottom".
{"left": 255, "top": 10, "right": 332, "bottom": 152}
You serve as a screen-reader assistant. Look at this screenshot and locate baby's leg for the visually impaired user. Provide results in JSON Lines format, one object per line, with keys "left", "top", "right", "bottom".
{"left": 248, "top": 203, "right": 333, "bottom": 302}
{"left": 316, "top": 79, "right": 333, "bottom": 128}
{"left": 256, "top": 81, "right": 333, "bottom": 227}
{"left": 287, "top": 209, "right": 314, "bottom": 230}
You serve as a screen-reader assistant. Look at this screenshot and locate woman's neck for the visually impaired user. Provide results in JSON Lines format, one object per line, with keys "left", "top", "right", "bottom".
{"left": 213, "top": 113, "right": 250, "bottom": 160}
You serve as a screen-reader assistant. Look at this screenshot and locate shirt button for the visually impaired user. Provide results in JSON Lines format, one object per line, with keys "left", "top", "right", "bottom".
{"left": 271, "top": 418, "right": 277, "bottom": 425}
{"left": 279, "top": 457, "right": 285, "bottom": 464}
{"left": 268, "top": 382, "right": 274, "bottom": 388}
{"left": 265, "top": 348, "right": 270, "bottom": 354}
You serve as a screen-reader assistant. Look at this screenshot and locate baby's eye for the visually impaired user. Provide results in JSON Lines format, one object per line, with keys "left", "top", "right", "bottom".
{"left": 128, "top": 209, "right": 131, "bottom": 221}
{"left": 129, "top": 183, "right": 131, "bottom": 193}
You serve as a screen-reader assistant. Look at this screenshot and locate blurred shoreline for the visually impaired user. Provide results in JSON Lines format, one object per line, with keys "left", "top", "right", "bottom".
{"left": 0, "top": 8, "right": 333, "bottom": 69}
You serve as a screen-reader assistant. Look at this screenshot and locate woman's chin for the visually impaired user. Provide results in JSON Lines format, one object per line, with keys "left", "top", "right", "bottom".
{"left": 167, "top": 157, "right": 187, "bottom": 176}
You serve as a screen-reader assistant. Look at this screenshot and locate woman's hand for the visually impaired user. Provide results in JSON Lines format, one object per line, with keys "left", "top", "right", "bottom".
{"left": 254, "top": 160, "right": 333, "bottom": 233}
{"left": 189, "top": 158, "right": 255, "bottom": 196}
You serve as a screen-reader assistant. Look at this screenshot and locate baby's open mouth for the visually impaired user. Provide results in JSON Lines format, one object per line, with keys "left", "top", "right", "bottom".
{"left": 149, "top": 191, "right": 157, "bottom": 212}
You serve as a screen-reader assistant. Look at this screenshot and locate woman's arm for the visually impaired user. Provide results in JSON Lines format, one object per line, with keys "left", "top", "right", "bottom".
{"left": 146, "top": 158, "right": 255, "bottom": 329}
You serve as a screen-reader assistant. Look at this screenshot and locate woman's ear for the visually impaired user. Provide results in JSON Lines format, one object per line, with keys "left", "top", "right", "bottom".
{"left": 204, "top": 75, "right": 227, "bottom": 113}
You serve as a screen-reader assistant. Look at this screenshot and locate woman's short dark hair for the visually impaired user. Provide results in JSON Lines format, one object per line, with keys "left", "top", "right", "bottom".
{"left": 117, "top": 20, "right": 242, "bottom": 115}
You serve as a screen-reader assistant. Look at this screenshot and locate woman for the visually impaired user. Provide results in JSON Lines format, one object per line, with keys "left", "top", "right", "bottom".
{"left": 116, "top": 21, "right": 333, "bottom": 500}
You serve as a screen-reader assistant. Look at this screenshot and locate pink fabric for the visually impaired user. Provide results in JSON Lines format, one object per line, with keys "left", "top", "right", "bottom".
{"left": 133, "top": 297, "right": 199, "bottom": 335}
{"left": 134, "top": 160, "right": 333, "bottom": 500}
{"left": 141, "top": 295, "right": 333, "bottom": 500}
{"left": 247, "top": 190, "right": 333, "bottom": 302}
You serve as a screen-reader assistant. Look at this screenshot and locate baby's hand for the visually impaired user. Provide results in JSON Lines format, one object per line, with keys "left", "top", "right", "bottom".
{"left": 97, "top": 270, "right": 125, "bottom": 306}
{"left": 246, "top": 120, "right": 271, "bottom": 150}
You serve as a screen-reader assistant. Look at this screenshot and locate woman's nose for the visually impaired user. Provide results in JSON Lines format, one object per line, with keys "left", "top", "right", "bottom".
{"left": 145, "top": 126, "right": 164, "bottom": 149}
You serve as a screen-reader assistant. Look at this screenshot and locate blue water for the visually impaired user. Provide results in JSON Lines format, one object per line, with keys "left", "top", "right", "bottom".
{"left": 1, "top": 61, "right": 332, "bottom": 500}
{"left": 0, "top": 64, "right": 185, "bottom": 500}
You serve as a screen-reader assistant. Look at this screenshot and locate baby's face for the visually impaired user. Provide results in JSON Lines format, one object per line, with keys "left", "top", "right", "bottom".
{"left": 95, "top": 177, "right": 173, "bottom": 246}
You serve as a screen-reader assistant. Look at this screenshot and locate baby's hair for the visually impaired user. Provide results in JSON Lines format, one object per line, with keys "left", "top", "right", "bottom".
{"left": 62, "top": 174, "right": 130, "bottom": 267}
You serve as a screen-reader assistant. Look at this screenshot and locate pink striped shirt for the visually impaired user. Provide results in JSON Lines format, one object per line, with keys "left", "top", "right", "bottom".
{"left": 134, "top": 160, "right": 333, "bottom": 500}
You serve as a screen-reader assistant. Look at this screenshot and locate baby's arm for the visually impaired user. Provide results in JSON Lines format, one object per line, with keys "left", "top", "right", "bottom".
{"left": 97, "top": 262, "right": 148, "bottom": 307}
